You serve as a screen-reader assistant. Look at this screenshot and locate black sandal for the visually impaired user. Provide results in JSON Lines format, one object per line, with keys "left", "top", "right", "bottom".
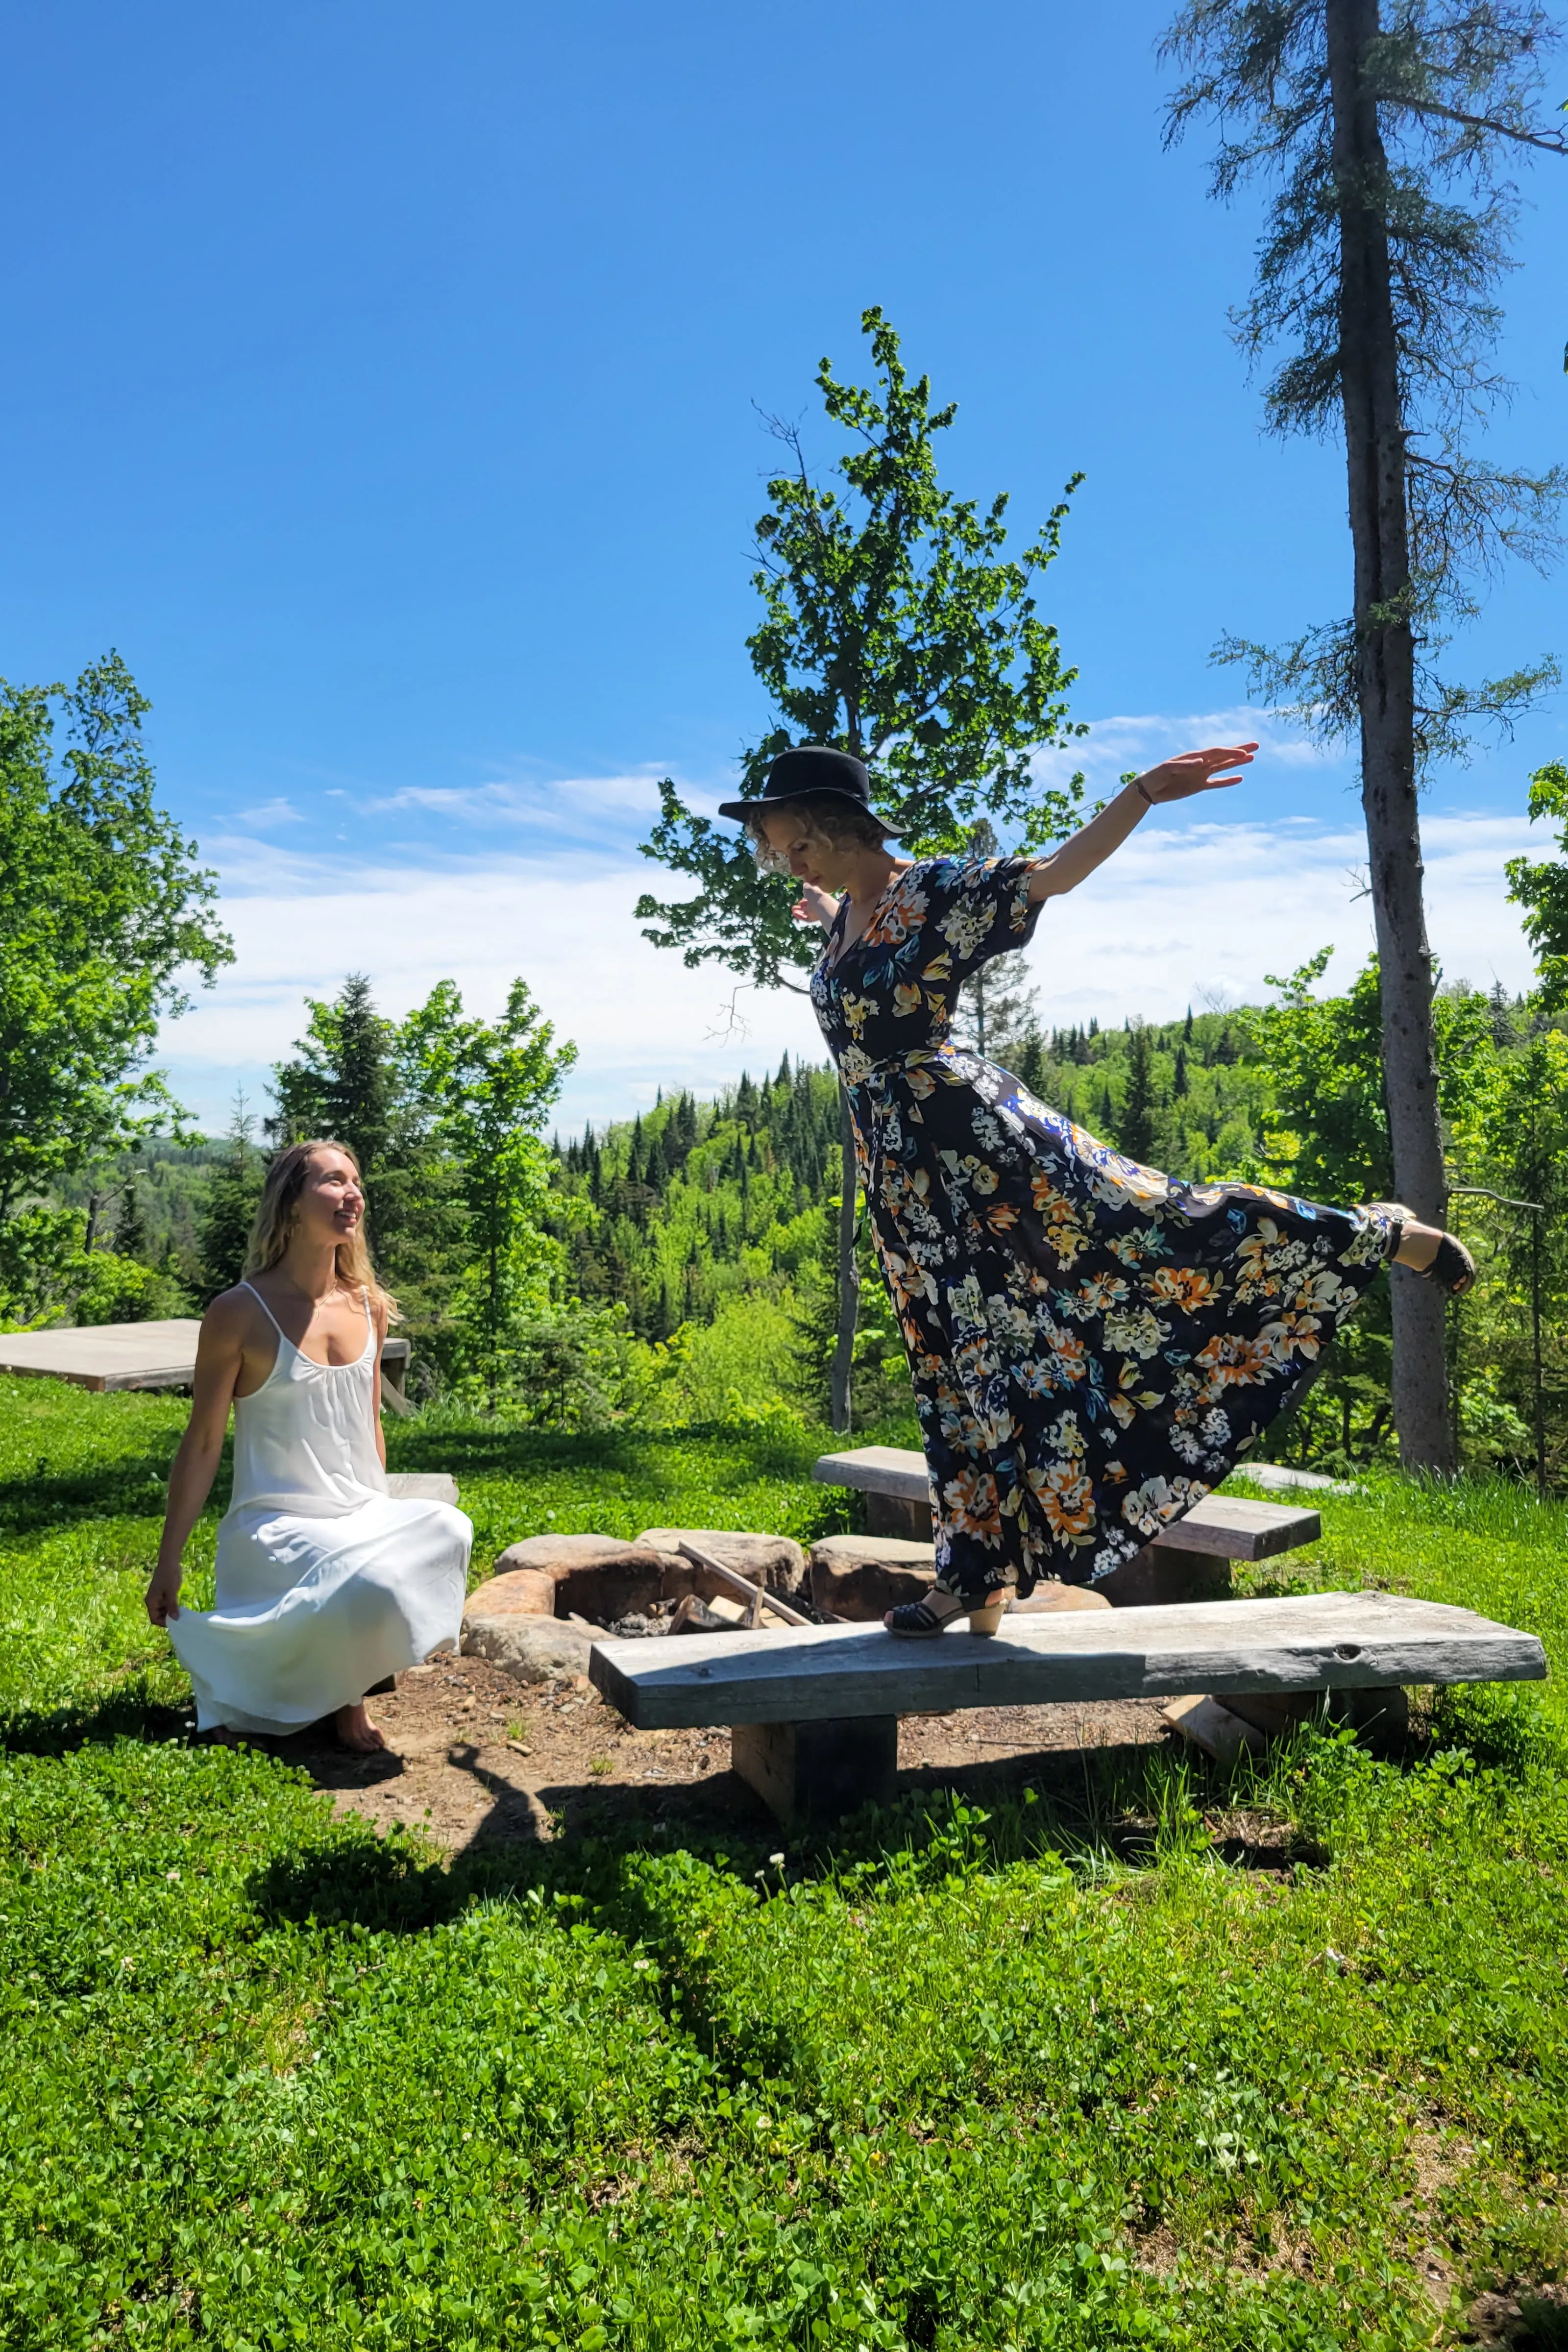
{"left": 1414, "top": 1231, "right": 1476, "bottom": 1298}
{"left": 1367, "top": 1203, "right": 1475, "bottom": 1297}
{"left": 885, "top": 1589, "right": 1014, "bottom": 1639}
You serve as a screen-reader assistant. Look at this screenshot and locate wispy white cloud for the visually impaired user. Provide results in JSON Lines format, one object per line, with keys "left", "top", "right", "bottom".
{"left": 367, "top": 767, "right": 672, "bottom": 829}
{"left": 159, "top": 800, "right": 1543, "bottom": 1135}
{"left": 1029, "top": 704, "right": 1346, "bottom": 800}
{"left": 230, "top": 797, "right": 305, "bottom": 828}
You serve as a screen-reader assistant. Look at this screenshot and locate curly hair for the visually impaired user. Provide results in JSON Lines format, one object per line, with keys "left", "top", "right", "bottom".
{"left": 744, "top": 792, "right": 896, "bottom": 875}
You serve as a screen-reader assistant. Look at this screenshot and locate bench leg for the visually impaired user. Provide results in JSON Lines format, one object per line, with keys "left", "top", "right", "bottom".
{"left": 1222, "top": 1686, "right": 1410, "bottom": 1741}
{"left": 865, "top": 1492, "right": 931, "bottom": 1543}
{"left": 1099, "top": 1543, "right": 1232, "bottom": 1608}
{"left": 732, "top": 1716, "right": 898, "bottom": 1825}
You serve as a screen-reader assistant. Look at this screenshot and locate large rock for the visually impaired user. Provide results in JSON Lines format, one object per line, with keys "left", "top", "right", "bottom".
{"left": 810, "top": 1533, "right": 935, "bottom": 1621}
{"left": 464, "top": 1567, "right": 556, "bottom": 1617}
{"left": 637, "top": 1528, "right": 808, "bottom": 1596}
{"left": 490, "top": 1533, "right": 680, "bottom": 1623}
{"left": 461, "top": 1610, "right": 595, "bottom": 1682}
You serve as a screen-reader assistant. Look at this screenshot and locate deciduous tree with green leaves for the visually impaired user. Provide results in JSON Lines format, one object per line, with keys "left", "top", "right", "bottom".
{"left": 0, "top": 654, "right": 232, "bottom": 1226}
{"left": 402, "top": 978, "right": 576, "bottom": 1405}
{"left": 636, "top": 307, "right": 1088, "bottom": 1425}
{"left": 1506, "top": 760, "right": 1568, "bottom": 1008}
{"left": 1163, "top": 0, "right": 1567, "bottom": 1470}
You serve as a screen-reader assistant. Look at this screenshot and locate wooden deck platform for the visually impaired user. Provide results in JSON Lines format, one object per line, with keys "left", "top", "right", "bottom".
{"left": 0, "top": 1319, "right": 412, "bottom": 1401}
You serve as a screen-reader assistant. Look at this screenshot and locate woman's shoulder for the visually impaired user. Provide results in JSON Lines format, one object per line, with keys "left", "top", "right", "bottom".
{"left": 205, "top": 1279, "right": 259, "bottom": 1325}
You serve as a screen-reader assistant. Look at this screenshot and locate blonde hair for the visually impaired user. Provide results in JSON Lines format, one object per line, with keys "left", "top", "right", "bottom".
{"left": 745, "top": 791, "right": 895, "bottom": 876}
{"left": 243, "top": 1139, "right": 399, "bottom": 1319}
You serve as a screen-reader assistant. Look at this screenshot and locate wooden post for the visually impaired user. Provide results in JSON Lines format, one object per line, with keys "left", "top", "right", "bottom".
{"left": 1098, "top": 1544, "right": 1231, "bottom": 1609}
{"left": 731, "top": 1715, "right": 897, "bottom": 1824}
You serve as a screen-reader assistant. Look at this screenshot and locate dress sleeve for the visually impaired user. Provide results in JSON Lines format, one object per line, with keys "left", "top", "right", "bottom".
{"left": 925, "top": 855, "right": 1045, "bottom": 983}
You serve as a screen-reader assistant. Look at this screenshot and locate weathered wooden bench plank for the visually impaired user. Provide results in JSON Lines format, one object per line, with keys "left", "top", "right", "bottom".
{"left": 591, "top": 1592, "right": 1544, "bottom": 1732}
{"left": 813, "top": 1446, "right": 1320, "bottom": 1562}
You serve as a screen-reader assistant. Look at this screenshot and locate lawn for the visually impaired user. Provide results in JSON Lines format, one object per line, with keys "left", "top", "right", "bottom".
{"left": 1, "top": 1373, "right": 1566, "bottom": 2349}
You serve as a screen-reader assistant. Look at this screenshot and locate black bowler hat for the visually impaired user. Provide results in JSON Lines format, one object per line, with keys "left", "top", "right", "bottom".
{"left": 716, "top": 744, "right": 903, "bottom": 836}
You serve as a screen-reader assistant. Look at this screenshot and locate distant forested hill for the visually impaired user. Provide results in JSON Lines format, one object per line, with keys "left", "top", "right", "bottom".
{"left": 547, "top": 1007, "right": 1275, "bottom": 1347}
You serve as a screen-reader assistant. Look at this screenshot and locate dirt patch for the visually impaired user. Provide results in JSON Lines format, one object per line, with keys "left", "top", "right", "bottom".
{"left": 260, "top": 1657, "right": 1175, "bottom": 1850}
{"left": 1467, "top": 2282, "right": 1568, "bottom": 2347}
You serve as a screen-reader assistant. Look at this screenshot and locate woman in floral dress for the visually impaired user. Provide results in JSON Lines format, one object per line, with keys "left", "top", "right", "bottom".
{"left": 719, "top": 744, "right": 1475, "bottom": 1635}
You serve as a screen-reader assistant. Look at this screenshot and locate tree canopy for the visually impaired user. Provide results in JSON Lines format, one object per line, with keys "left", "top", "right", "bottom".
{"left": 635, "top": 308, "right": 1088, "bottom": 995}
{"left": 0, "top": 654, "right": 231, "bottom": 1222}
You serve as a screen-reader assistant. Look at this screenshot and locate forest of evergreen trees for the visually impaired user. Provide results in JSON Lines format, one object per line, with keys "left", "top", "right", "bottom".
{"left": 11, "top": 947, "right": 1567, "bottom": 1483}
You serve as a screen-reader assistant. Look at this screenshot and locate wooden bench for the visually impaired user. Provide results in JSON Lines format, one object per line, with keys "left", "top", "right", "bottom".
{"left": 590, "top": 1594, "right": 1547, "bottom": 1823}
{"left": 385, "top": 1472, "right": 459, "bottom": 1507}
{"left": 814, "top": 1445, "right": 1321, "bottom": 1606}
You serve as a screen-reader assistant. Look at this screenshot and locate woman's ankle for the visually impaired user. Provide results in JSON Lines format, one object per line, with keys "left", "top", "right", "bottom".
{"left": 1393, "top": 1219, "right": 1443, "bottom": 1273}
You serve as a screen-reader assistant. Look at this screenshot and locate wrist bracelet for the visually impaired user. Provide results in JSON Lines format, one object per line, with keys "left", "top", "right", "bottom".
{"left": 1134, "top": 778, "right": 1155, "bottom": 808}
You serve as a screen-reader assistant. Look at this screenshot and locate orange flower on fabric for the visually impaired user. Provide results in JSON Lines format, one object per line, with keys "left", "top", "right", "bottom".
{"left": 1148, "top": 1265, "right": 1219, "bottom": 1314}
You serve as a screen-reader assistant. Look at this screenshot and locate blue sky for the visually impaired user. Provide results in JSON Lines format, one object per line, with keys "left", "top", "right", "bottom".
{"left": 3, "top": 1, "right": 1564, "bottom": 1131}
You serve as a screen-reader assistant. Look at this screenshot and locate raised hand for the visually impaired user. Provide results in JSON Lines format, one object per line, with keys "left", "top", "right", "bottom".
{"left": 1135, "top": 742, "right": 1258, "bottom": 804}
{"left": 791, "top": 882, "right": 841, "bottom": 929}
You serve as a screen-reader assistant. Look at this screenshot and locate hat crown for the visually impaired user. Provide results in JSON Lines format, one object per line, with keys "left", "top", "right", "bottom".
{"left": 763, "top": 745, "right": 872, "bottom": 806}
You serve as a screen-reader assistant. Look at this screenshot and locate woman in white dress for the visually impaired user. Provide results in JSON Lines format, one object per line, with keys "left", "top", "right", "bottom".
{"left": 146, "top": 1140, "right": 471, "bottom": 1751}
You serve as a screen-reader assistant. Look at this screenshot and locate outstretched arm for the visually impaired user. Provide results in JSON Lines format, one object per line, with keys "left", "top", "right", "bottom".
{"left": 145, "top": 1298, "right": 245, "bottom": 1625}
{"left": 1027, "top": 743, "right": 1257, "bottom": 902}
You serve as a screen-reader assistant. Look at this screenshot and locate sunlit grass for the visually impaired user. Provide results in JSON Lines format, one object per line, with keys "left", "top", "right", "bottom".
{"left": 0, "top": 1376, "right": 1565, "bottom": 2344}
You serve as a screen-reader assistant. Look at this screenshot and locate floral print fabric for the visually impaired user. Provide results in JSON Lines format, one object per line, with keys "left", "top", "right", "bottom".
{"left": 809, "top": 855, "right": 1396, "bottom": 1600}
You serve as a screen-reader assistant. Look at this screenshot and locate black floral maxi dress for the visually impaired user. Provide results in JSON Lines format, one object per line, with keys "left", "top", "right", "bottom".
{"left": 809, "top": 855, "right": 1397, "bottom": 1602}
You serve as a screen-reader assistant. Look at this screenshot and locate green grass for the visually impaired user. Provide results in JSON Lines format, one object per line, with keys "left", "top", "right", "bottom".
{"left": 1, "top": 1376, "right": 1567, "bottom": 2346}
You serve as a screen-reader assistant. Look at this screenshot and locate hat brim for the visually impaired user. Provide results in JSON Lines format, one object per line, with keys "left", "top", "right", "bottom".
{"left": 716, "top": 788, "right": 904, "bottom": 841}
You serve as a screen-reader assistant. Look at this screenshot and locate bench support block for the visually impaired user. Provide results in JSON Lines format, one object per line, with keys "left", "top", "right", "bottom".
{"left": 1100, "top": 1544, "right": 1232, "bottom": 1609}
{"left": 865, "top": 1491, "right": 930, "bottom": 1543}
{"left": 732, "top": 1715, "right": 898, "bottom": 1824}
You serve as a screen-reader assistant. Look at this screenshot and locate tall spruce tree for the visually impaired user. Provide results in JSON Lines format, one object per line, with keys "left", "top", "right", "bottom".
{"left": 1120, "top": 1023, "right": 1161, "bottom": 1165}
{"left": 1163, "top": 0, "right": 1566, "bottom": 1470}
{"left": 198, "top": 1094, "right": 265, "bottom": 1298}
{"left": 270, "top": 972, "right": 394, "bottom": 1176}
{"left": 635, "top": 309, "right": 1088, "bottom": 1428}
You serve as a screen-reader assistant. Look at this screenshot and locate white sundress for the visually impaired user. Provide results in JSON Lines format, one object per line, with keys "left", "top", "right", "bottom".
{"left": 168, "top": 1283, "right": 471, "bottom": 1736}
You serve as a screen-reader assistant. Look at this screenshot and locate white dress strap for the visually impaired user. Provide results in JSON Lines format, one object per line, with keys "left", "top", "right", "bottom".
{"left": 238, "top": 1279, "right": 291, "bottom": 1347}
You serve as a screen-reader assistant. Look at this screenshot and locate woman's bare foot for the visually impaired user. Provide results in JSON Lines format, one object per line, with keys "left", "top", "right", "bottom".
{"left": 335, "top": 1701, "right": 387, "bottom": 1752}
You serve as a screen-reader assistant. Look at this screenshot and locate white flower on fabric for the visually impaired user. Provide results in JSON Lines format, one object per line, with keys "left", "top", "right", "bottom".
{"left": 947, "top": 1272, "right": 987, "bottom": 1331}
{"left": 1092, "top": 1163, "right": 1169, "bottom": 1210}
{"left": 938, "top": 899, "right": 995, "bottom": 962}
{"left": 1200, "top": 1409, "right": 1231, "bottom": 1446}
{"left": 1102, "top": 1306, "right": 1168, "bottom": 1360}
{"left": 985, "top": 1296, "right": 1037, "bottom": 1350}
{"left": 1121, "top": 1473, "right": 1208, "bottom": 1536}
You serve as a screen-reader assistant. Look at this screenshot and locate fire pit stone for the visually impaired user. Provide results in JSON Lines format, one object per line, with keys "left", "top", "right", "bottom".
{"left": 636, "top": 1528, "right": 807, "bottom": 1596}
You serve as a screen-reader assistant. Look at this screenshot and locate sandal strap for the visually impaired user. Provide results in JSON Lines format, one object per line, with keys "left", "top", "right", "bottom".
{"left": 886, "top": 1591, "right": 969, "bottom": 1635}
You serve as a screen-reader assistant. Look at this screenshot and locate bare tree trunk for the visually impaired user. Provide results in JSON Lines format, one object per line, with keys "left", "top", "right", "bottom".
{"left": 829, "top": 1083, "right": 860, "bottom": 1433}
{"left": 1327, "top": 0, "right": 1453, "bottom": 1471}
